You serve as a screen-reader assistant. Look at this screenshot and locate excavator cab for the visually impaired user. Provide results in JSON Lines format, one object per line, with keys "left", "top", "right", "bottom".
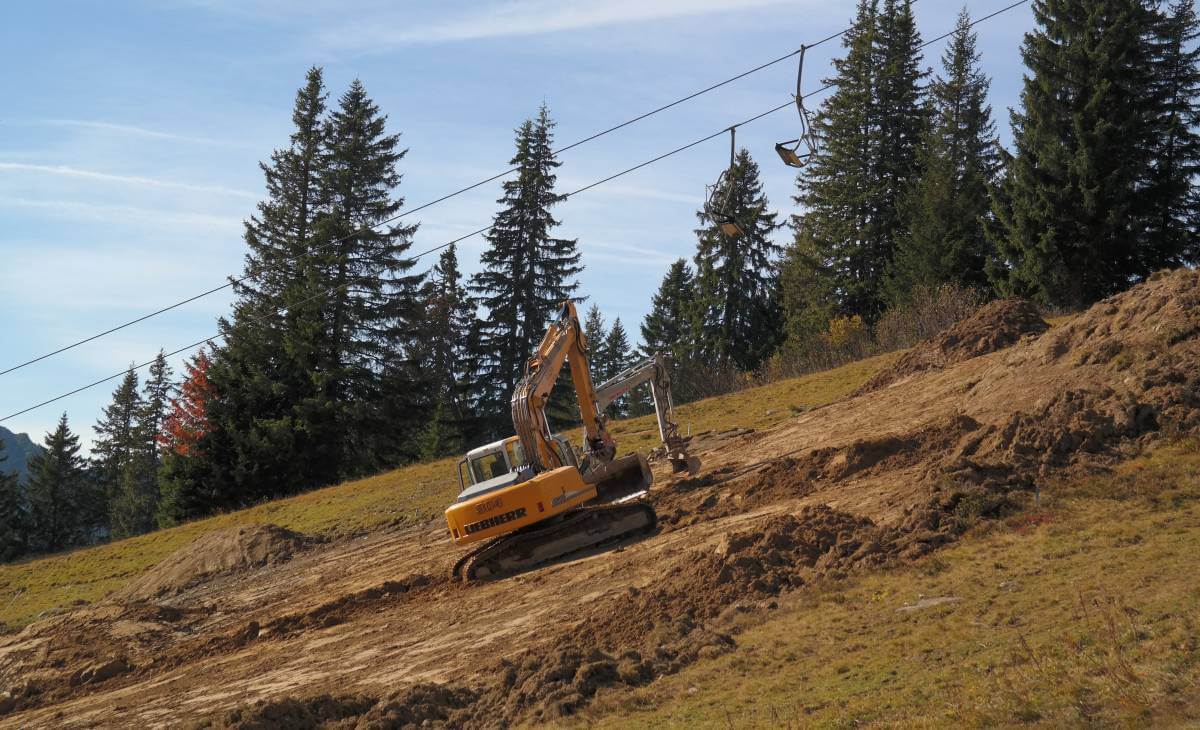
{"left": 455, "top": 436, "right": 576, "bottom": 494}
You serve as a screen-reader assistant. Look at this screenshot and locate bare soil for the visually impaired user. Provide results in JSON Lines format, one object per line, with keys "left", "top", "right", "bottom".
{"left": 2, "top": 269, "right": 1198, "bottom": 728}
{"left": 855, "top": 297, "right": 1049, "bottom": 394}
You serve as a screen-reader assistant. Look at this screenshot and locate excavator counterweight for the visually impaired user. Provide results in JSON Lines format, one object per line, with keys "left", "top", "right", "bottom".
{"left": 444, "top": 301, "right": 697, "bottom": 581}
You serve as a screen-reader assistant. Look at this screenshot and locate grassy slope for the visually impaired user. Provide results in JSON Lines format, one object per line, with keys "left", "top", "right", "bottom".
{"left": 575, "top": 441, "right": 1200, "bottom": 728}
{"left": 0, "top": 351, "right": 902, "bottom": 630}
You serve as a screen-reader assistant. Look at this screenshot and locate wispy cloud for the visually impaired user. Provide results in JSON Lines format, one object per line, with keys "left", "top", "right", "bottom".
{"left": 0, "top": 162, "right": 257, "bottom": 199}
{"left": 0, "top": 196, "right": 241, "bottom": 233}
{"left": 43, "top": 119, "right": 242, "bottom": 147}
{"left": 581, "top": 239, "right": 680, "bottom": 266}
{"left": 324, "top": 0, "right": 795, "bottom": 47}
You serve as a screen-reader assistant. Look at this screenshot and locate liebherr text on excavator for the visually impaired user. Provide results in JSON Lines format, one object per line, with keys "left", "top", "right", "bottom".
{"left": 444, "top": 301, "right": 698, "bottom": 581}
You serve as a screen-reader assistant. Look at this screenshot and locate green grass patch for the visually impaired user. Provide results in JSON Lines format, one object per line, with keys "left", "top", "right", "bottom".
{"left": 0, "top": 352, "right": 897, "bottom": 630}
{"left": 571, "top": 441, "right": 1200, "bottom": 728}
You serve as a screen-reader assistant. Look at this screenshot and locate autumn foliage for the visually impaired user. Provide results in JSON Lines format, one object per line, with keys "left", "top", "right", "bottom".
{"left": 159, "top": 348, "right": 214, "bottom": 457}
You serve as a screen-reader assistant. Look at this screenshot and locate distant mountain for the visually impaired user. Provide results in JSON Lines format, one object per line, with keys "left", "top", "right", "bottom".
{"left": 0, "top": 425, "right": 44, "bottom": 484}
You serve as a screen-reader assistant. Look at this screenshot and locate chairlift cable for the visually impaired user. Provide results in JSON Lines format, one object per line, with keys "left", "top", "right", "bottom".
{"left": 0, "top": 39, "right": 845, "bottom": 378}
{"left": 0, "top": 0, "right": 1034, "bottom": 420}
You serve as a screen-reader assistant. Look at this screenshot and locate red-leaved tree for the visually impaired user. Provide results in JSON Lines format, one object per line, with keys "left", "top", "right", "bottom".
{"left": 160, "top": 348, "right": 214, "bottom": 457}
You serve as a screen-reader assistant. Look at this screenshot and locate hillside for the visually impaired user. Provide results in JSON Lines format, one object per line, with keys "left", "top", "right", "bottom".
{"left": 0, "top": 426, "right": 42, "bottom": 484}
{"left": 0, "top": 269, "right": 1198, "bottom": 727}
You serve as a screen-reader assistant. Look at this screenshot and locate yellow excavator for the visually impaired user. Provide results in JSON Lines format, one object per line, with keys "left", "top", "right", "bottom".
{"left": 445, "top": 301, "right": 698, "bottom": 581}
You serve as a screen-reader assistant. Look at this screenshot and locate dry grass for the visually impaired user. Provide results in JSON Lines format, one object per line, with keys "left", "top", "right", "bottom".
{"left": 569, "top": 439, "right": 1200, "bottom": 728}
{"left": 0, "top": 351, "right": 898, "bottom": 630}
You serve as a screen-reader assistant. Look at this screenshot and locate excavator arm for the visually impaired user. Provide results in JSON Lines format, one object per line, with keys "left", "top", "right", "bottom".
{"left": 510, "top": 301, "right": 613, "bottom": 475}
{"left": 594, "top": 353, "right": 698, "bottom": 474}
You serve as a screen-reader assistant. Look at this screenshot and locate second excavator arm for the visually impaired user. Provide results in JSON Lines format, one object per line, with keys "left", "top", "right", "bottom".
{"left": 594, "top": 353, "right": 698, "bottom": 474}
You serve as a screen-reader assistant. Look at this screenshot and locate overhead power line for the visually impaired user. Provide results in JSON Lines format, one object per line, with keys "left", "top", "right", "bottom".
{"left": 0, "top": 0, "right": 1032, "bottom": 423}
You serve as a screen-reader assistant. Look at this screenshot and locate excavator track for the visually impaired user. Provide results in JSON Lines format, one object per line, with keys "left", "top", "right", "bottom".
{"left": 453, "top": 501, "right": 657, "bottom": 582}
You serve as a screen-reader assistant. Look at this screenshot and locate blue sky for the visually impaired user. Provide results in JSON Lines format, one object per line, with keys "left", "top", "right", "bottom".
{"left": 0, "top": 0, "right": 1034, "bottom": 449}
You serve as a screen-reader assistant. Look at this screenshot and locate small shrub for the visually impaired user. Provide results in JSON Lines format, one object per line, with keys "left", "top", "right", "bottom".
{"left": 874, "top": 283, "right": 987, "bottom": 352}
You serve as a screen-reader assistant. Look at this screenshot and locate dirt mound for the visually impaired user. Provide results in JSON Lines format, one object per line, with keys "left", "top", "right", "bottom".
{"left": 657, "top": 414, "right": 983, "bottom": 530}
{"left": 858, "top": 298, "right": 1048, "bottom": 394}
{"left": 115, "top": 525, "right": 309, "bottom": 602}
{"left": 202, "top": 684, "right": 475, "bottom": 729}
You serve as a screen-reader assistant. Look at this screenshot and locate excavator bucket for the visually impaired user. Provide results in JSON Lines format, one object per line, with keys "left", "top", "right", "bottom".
{"left": 584, "top": 452, "right": 653, "bottom": 503}
{"left": 670, "top": 454, "right": 702, "bottom": 475}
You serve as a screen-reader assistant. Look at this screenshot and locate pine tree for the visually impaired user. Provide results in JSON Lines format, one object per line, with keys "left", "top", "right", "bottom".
{"left": 778, "top": 231, "right": 838, "bottom": 349}
{"left": 988, "top": 0, "right": 1161, "bottom": 306}
{"left": 92, "top": 368, "right": 142, "bottom": 527}
{"left": 320, "top": 78, "right": 426, "bottom": 473}
{"left": 111, "top": 352, "right": 172, "bottom": 538}
{"left": 27, "top": 414, "right": 89, "bottom": 553}
{"left": 583, "top": 304, "right": 609, "bottom": 382}
{"left": 601, "top": 318, "right": 635, "bottom": 417}
{"left": 693, "top": 148, "right": 783, "bottom": 371}
{"left": 158, "top": 348, "right": 217, "bottom": 526}
{"left": 415, "top": 245, "right": 475, "bottom": 459}
{"left": 202, "top": 75, "right": 423, "bottom": 511}
{"left": 204, "top": 66, "right": 337, "bottom": 504}
{"left": 0, "top": 437, "right": 29, "bottom": 561}
{"left": 1142, "top": 0, "right": 1200, "bottom": 268}
{"left": 875, "top": 0, "right": 929, "bottom": 266}
{"left": 640, "top": 259, "right": 696, "bottom": 360}
{"left": 470, "top": 104, "right": 583, "bottom": 437}
{"left": 889, "top": 8, "right": 1000, "bottom": 301}
{"left": 794, "top": 0, "right": 927, "bottom": 320}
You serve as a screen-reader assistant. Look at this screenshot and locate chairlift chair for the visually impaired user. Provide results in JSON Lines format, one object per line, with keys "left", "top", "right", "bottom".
{"left": 704, "top": 127, "right": 744, "bottom": 238}
{"left": 775, "top": 45, "right": 819, "bottom": 168}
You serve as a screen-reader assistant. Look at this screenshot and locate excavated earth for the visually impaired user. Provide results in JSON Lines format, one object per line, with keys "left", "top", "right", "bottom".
{"left": 2, "top": 269, "right": 1199, "bottom": 728}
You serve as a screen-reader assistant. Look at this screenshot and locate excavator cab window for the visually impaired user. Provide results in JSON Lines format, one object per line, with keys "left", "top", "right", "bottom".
{"left": 505, "top": 440, "right": 526, "bottom": 470}
{"left": 470, "top": 451, "right": 510, "bottom": 483}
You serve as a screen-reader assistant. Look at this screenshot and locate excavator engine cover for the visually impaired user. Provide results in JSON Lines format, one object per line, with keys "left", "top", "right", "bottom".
{"left": 584, "top": 452, "right": 653, "bottom": 503}
{"left": 445, "top": 466, "right": 597, "bottom": 547}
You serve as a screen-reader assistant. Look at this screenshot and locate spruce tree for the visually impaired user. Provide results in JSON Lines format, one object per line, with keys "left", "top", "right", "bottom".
{"left": 778, "top": 231, "right": 838, "bottom": 350}
{"left": 92, "top": 368, "right": 142, "bottom": 525}
{"left": 415, "top": 245, "right": 475, "bottom": 459}
{"left": 1142, "top": 0, "right": 1200, "bottom": 268}
{"left": 640, "top": 259, "right": 696, "bottom": 360}
{"left": 197, "top": 70, "right": 332, "bottom": 511}
{"left": 158, "top": 349, "right": 217, "bottom": 526}
{"left": 889, "top": 8, "right": 1000, "bottom": 301}
{"left": 794, "top": 0, "right": 927, "bottom": 320}
{"left": 111, "top": 352, "right": 172, "bottom": 538}
{"left": 470, "top": 104, "right": 583, "bottom": 438}
{"left": 27, "top": 414, "right": 89, "bottom": 553}
{"left": 693, "top": 148, "right": 783, "bottom": 371}
{"left": 0, "top": 437, "right": 28, "bottom": 561}
{"left": 583, "top": 304, "right": 609, "bottom": 382}
{"left": 989, "top": 0, "right": 1161, "bottom": 306}
{"left": 874, "top": 0, "right": 929, "bottom": 281}
{"left": 320, "top": 78, "right": 426, "bottom": 473}
{"left": 601, "top": 318, "right": 634, "bottom": 417}
{"left": 204, "top": 75, "right": 423, "bottom": 509}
